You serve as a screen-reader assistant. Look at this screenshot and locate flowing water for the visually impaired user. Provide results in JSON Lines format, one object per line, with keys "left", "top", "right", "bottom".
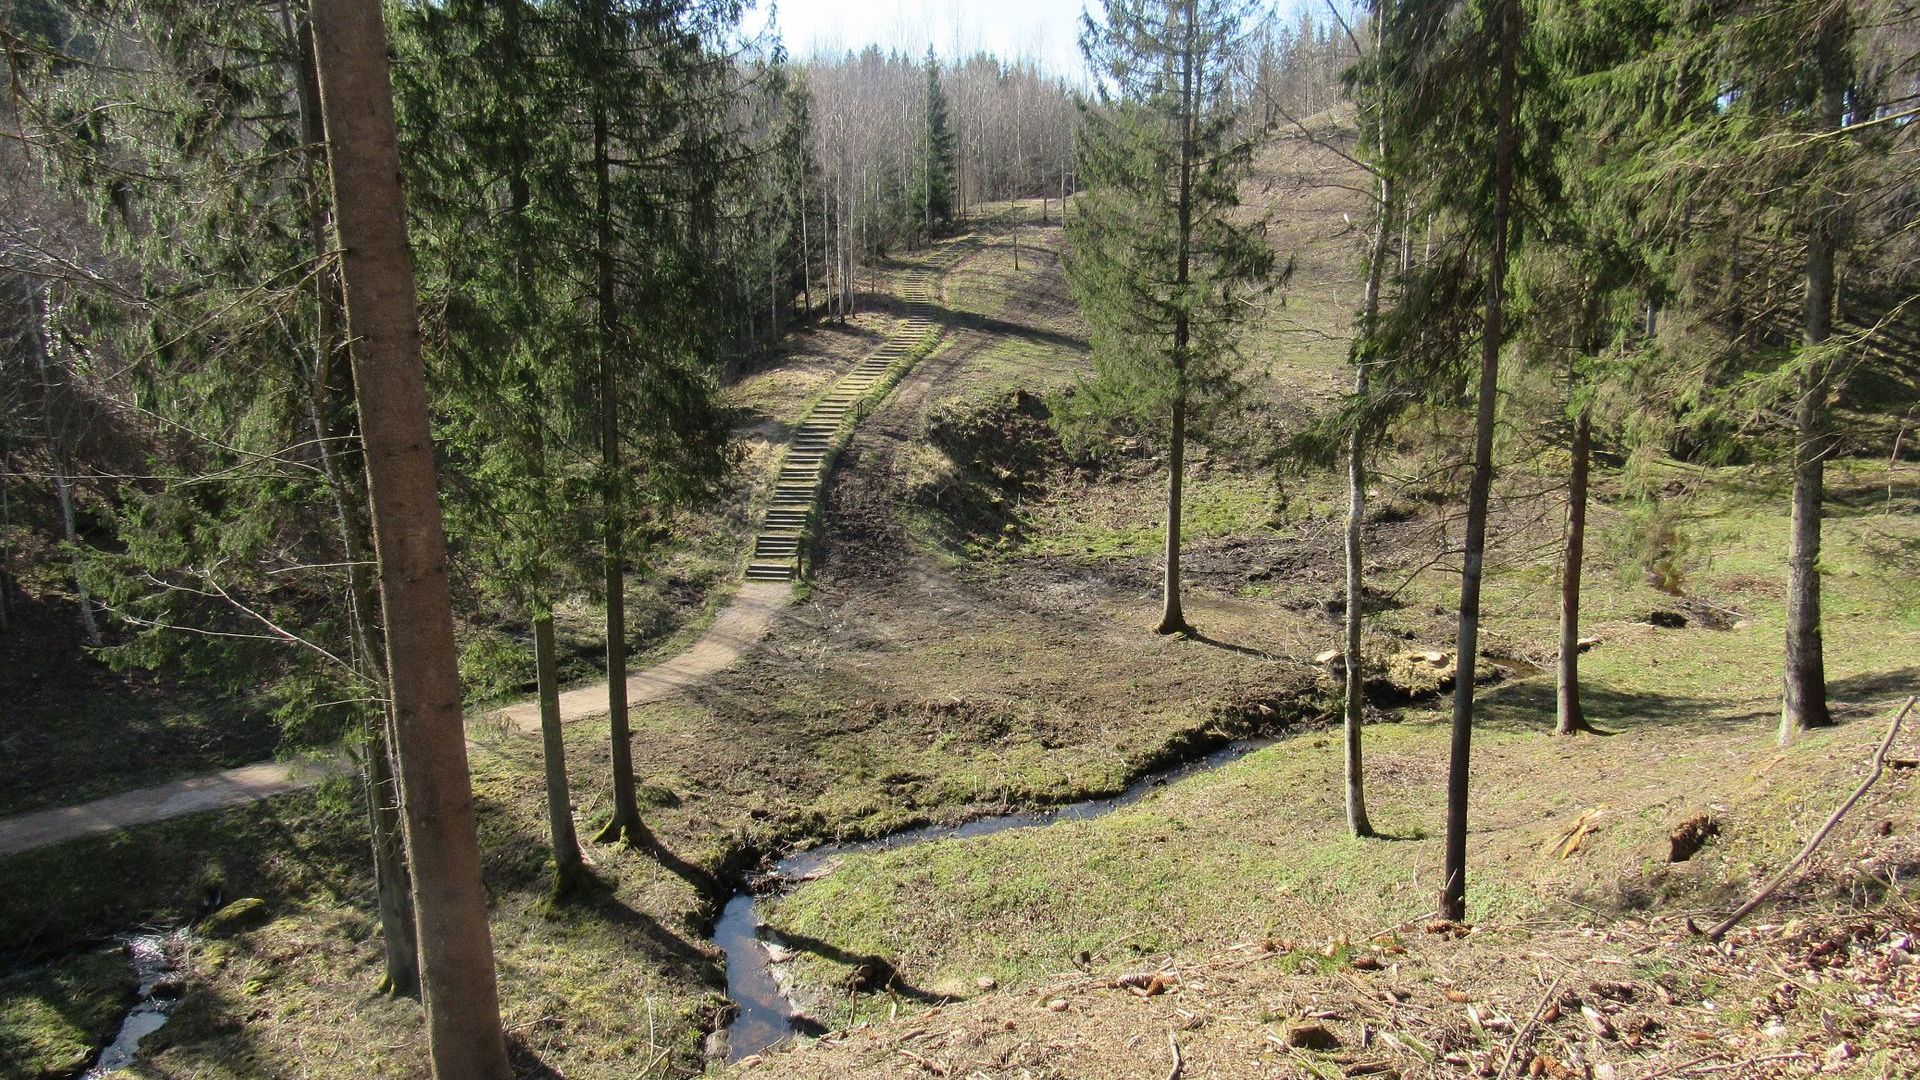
{"left": 714, "top": 737, "right": 1279, "bottom": 1061}
{"left": 85, "top": 931, "right": 185, "bottom": 1076}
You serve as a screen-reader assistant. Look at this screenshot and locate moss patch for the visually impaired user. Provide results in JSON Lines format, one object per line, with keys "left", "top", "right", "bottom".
{"left": 0, "top": 948, "right": 136, "bottom": 1079}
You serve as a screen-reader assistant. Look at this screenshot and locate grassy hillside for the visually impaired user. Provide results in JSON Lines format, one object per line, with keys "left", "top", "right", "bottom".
{"left": 725, "top": 137, "right": 1920, "bottom": 1077}
{"left": 1, "top": 165, "right": 1914, "bottom": 1078}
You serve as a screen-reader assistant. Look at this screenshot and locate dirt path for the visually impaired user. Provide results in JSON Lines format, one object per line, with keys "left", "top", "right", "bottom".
{"left": 0, "top": 581, "right": 799, "bottom": 857}
{"left": 486, "top": 581, "right": 793, "bottom": 735}
{"left": 0, "top": 247, "right": 972, "bottom": 858}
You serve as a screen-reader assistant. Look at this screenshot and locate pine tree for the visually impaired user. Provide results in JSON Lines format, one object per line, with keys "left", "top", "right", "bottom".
{"left": 391, "top": 0, "right": 593, "bottom": 898}
{"left": 1371, "top": 0, "right": 1542, "bottom": 923}
{"left": 1067, "top": 0, "right": 1275, "bottom": 636}
{"left": 1572, "top": 0, "right": 1905, "bottom": 744}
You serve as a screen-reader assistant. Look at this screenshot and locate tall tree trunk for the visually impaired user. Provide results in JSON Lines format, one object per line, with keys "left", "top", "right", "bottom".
{"left": 1440, "top": 0, "right": 1519, "bottom": 924}
{"left": 308, "top": 3, "right": 512, "bottom": 1076}
{"left": 1155, "top": 0, "right": 1199, "bottom": 639}
{"left": 31, "top": 287, "right": 101, "bottom": 648}
{"left": 1781, "top": 12, "right": 1846, "bottom": 744}
{"left": 1344, "top": 173, "right": 1392, "bottom": 839}
{"left": 535, "top": 611, "right": 586, "bottom": 895}
{"left": 1556, "top": 403, "right": 1595, "bottom": 736}
{"left": 1157, "top": 385, "right": 1190, "bottom": 635}
{"left": 799, "top": 170, "right": 813, "bottom": 316}
{"left": 591, "top": 71, "right": 645, "bottom": 845}
{"left": 290, "top": 7, "right": 416, "bottom": 993}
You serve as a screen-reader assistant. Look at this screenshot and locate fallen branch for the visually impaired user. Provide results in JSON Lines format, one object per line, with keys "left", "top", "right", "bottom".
{"left": 1703, "top": 695, "right": 1915, "bottom": 942}
{"left": 1164, "top": 1030, "right": 1183, "bottom": 1080}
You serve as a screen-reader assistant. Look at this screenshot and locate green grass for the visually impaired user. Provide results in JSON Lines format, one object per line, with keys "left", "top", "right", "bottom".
{"left": 6, "top": 197, "right": 1915, "bottom": 1080}
{"left": 762, "top": 456, "right": 1920, "bottom": 1030}
{"left": 0, "top": 690, "right": 275, "bottom": 820}
{"left": 0, "top": 948, "right": 136, "bottom": 1079}
{"left": 1019, "top": 472, "right": 1279, "bottom": 559}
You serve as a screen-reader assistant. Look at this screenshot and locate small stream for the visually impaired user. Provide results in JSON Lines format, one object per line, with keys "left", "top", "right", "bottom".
{"left": 84, "top": 931, "right": 185, "bottom": 1077}
{"left": 713, "top": 737, "right": 1279, "bottom": 1061}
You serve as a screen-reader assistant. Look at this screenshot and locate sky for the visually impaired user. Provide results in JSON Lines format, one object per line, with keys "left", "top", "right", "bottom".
{"left": 746, "top": 0, "right": 1343, "bottom": 81}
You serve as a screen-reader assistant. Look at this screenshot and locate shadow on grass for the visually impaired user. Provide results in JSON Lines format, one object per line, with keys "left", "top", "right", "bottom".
{"left": 1185, "top": 631, "right": 1284, "bottom": 662}
{"left": 580, "top": 890, "right": 723, "bottom": 990}
{"left": 620, "top": 821, "right": 720, "bottom": 898}
{"left": 1475, "top": 678, "right": 1770, "bottom": 736}
{"left": 941, "top": 306, "right": 1088, "bottom": 355}
{"left": 1364, "top": 829, "right": 1429, "bottom": 842}
{"left": 772, "top": 930, "right": 948, "bottom": 1006}
{"left": 1474, "top": 663, "right": 1919, "bottom": 736}
{"left": 1828, "top": 666, "right": 1920, "bottom": 708}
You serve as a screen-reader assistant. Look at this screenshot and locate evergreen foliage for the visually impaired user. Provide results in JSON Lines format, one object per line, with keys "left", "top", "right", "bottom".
{"left": 1067, "top": 0, "right": 1277, "bottom": 634}
{"left": 917, "top": 48, "right": 958, "bottom": 234}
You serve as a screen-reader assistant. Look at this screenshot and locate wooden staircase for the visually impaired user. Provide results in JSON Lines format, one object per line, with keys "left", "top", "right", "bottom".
{"left": 743, "top": 242, "right": 966, "bottom": 583}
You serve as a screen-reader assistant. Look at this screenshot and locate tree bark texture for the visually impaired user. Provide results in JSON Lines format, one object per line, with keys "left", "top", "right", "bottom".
{"left": 308, "top": 3, "right": 512, "bottom": 1074}
{"left": 1556, "top": 405, "right": 1594, "bottom": 736}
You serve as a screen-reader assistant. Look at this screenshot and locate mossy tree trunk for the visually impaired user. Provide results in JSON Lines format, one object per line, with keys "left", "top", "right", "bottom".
{"left": 535, "top": 612, "right": 586, "bottom": 895}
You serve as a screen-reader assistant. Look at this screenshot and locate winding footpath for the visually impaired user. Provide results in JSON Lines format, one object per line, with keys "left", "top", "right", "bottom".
{"left": 0, "top": 243, "right": 965, "bottom": 858}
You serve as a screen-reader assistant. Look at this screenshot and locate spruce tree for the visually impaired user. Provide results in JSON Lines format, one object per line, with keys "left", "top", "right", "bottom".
{"left": 391, "top": 0, "right": 593, "bottom": 898}
{"left": 1067, "top": 0, "right": 1275, "bottom": 636}
{"left": 7, "top": 0, "right": 421, "bottom": 990}
{"left": 919, "top": 48, "right": 957, "bottom": 235}
{"left": 1371, "top": 0, "right": 1545, "bottom": 922}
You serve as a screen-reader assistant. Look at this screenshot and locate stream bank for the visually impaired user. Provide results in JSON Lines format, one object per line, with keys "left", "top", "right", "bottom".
{"left": 709, "top": 733, "right": 1301, "bottom": 1063}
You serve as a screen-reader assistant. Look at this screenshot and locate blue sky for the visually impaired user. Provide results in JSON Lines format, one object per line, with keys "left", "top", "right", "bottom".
{"left": 747, "top": 0, "right": 1344, "bottom": 79}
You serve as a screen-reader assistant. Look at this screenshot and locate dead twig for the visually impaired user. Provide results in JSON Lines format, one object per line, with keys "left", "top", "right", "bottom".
{"left": 1166, "top": 1031, "right": 1183, "bottom": 1080}
{"left": 1703, "top": 695, "right": 1916, "bottom": 942}
{"left": 897, "top": 1047, "right": 949, "bottom": 1076}
{"left": 1494, "top": 974, "right": 1563, "bottom": 1080}
{"left": 1633, "top": 1051, "right": 1731, "bottom": 1079}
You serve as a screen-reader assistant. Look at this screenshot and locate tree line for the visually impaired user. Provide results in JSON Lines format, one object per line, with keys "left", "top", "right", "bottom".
{"left": 801, "top": 43, "right": 1079, "bottom": 315}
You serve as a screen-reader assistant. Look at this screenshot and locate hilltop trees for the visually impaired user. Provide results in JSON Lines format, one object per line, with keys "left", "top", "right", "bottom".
{"left": 802, "top": 45, "right": 1075, "bottom": 312}
{"left": 1070, "top": 0, "right": 1275, "bottom": 636}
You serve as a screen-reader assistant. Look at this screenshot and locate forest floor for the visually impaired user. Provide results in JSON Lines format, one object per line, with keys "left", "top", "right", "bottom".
{"left": 2, "top": 185, "right": 1918, "bottom": 1080}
